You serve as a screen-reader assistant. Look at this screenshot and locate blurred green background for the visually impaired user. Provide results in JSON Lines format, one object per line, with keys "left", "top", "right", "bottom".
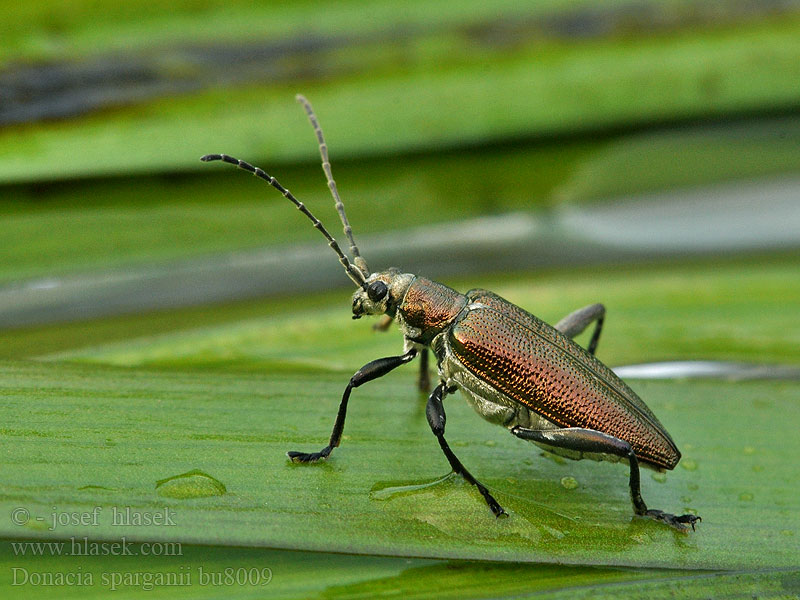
{"left": 1, "top": 1, "right": 799, "bottom": 598}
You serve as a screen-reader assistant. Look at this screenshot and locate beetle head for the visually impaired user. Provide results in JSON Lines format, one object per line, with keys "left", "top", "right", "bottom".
{"left": 352, "top": 269, "right": 414, "bottom": 320}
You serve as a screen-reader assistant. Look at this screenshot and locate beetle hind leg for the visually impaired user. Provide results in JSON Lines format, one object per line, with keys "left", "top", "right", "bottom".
{"left": 554, "top": 303, "right": 605, "bottom": 355}
{"left": 427, "top": 383, "right": 506, "bottom": 517}
{"left": 510, "top": 425, "right": 701, "bottom": 531}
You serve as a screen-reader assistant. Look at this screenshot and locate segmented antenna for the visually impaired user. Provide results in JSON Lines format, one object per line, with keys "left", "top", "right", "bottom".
{"left": 295, "top": 94, "right": 369, "bottom": 278}
{"left": 200, "top": 153, "right": 367, "bottom": 289}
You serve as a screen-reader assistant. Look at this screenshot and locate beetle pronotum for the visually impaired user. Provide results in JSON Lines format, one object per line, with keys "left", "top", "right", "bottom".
{"left": 202, "top": 95, "right": 701, "bottom": 531}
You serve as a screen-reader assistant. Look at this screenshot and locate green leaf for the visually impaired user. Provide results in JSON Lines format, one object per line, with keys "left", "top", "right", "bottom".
{"left": 1, "top": 358, "right": 798, "bottom": 571}
{"left": 4, "top": 120, "right": 800, "bottom": 286}
{"left": 47, "top": 254, "right": 800, "bottom": 368}
{"left": 2, "top": 256, "right": 799, "bottom": 597}
{"left": 2, "top": 3, "right": 800, "bottom": 182}
{"left": 5, "top": 538, "right": 797, "bottom": 599}
{"left": 4, "top": 538, "right": 797, "bottom": 599}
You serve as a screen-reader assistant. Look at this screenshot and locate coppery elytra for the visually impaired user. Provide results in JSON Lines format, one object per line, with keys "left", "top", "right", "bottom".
{"left": 201, "top": 95, "right": 701, "bottom": 532}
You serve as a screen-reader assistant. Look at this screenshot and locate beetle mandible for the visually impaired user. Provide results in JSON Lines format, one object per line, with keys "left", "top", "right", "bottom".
{"left": 201, "top": 95, "right": 701, "bottom": 531}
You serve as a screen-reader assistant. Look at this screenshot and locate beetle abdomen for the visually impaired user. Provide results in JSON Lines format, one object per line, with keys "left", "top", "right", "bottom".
{"left": 448, "top": 303, "right": 680, "bottom": 469}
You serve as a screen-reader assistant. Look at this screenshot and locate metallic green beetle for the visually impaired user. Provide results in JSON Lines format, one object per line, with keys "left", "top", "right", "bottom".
{"left": 202, "top": 95, "right": 701, "bottom": 531}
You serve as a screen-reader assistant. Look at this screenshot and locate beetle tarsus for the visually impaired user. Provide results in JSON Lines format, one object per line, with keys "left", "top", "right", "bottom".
{"left": 287, "top": 447, "right": 332, "bottom": 463}
{"left": 481, "top": 487, "right": 508, "bottom": 518}
{"left": 641, "top": 509, "right": 701, "bottom": 531}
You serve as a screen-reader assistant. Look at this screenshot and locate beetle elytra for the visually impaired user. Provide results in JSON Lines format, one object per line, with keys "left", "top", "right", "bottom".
{"left": 201, "top": 95, "right": 701, "bottom": 531}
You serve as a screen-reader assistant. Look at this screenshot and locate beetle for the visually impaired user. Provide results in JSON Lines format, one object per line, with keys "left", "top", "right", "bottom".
{"left": 201, "top": 95, "right": 701, "bottom": 531}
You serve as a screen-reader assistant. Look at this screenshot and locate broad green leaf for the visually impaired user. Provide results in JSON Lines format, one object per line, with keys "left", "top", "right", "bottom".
{"left": 322, "top": 565, "right": 800, "bottom": 600}
{"left": 3, "top": 119, "right": 800, "bottom": 286}
{"left": 2, "top": 255, "right": 799, "bottom": 597}
{"left": 3, "top": 538, "right": 797, "bottom": 599}
{"left": 0, "top": 142, "right": 587, "bottom": 284}
{"left": 2, "top": 7, "right": 800, "bottom": 182}
{"left": 2, "top": 0, "right": 629, "bottom": 63}
{"left": 48, "top": 255, "right": 800, "bottom": 368}
{"left": 4, "top": 3, "right": 800, "bottom": 595}
{"left": 1, "top": 359, "right": 797, "bottom": 571}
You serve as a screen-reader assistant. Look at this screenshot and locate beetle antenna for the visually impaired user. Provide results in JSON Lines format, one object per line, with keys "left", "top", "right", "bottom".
{"left": 295, "top": 94, "right": 369, "bottom": 278}
{"left": 200, "top": 153, "right": 367, "bottom": 289}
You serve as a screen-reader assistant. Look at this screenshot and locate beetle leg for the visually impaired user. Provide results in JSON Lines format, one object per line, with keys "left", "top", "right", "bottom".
{"left": 372, "top": 316, "right": 429, "bottom": 392}
{"left": 554, "top": 303, "right": 605, "bottom": 355}
{"left": 417, "top": 349, "right": 431, "bottom": 393}
{"left": 426, "top": 383, "right": 507, "bottom": 517}
{"left": 372, "top": 314, "right": 394, "bottom": 332}
{"left": 510, "top": 425, "right": 701, "bottom": 531}
{"left": 287, "top": 349, "right": 417, "bottom": 463}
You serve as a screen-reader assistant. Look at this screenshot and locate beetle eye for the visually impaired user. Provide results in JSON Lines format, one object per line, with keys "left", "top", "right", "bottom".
{"left": 367, "top": 281, "right": 388, "bottom": 302}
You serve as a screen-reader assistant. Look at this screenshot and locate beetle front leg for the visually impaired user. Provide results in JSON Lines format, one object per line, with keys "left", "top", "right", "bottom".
{"left": 426, "top": 383, "right": 507, "bottom": 517}
{"left": 373, "top": 316, "right": 430, "bottom": 392}
{"left": 287, "top": 349, "right": 417, "bottom": 463}
{"left": 510, "top": 426, "right": 701, "bottom": 531}
{"left": 554, "top": 303, "right": 605, "bottom": 355}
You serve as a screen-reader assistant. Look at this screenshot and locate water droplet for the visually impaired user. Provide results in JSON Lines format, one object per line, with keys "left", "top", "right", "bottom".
{"left": 542, "top": 525, "right": 565, "bottom": 539}
{"left": 370, "top": 473, "right": 455, "bottom": 501}
{"left": 680, "top": 458, "right": 698, "bottom": 471}
{"left": 739, "top": 492, "right": 754, "bottom": 502}
{"left": 484, "top": 440, "right": 497, "bottom": 447}
{"left": 155, "top": 470, "right": 226, "bottom": 499}
{"left": 743, "top": 446, "right": 756, "bottom": 455}
{"left": 560, "top": 476, "right": 578, "bottom": 490}
{"left": 651, "top": 472, "right": 667, "bottom": 483}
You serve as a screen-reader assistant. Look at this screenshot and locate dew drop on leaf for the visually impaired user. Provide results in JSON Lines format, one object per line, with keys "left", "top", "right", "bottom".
{"left": 560, "top": 476, "right": 578, "bottom": 490}
{"left": 156, "top": 469, "right": 227, "bottom": 499}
